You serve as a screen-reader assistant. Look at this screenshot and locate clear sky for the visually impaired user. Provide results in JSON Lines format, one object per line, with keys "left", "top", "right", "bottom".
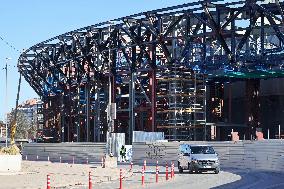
{"left": 0, "top": 0, "right": 190, "bottom": 120}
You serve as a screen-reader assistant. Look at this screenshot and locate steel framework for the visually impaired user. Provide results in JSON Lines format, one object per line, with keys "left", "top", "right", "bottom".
{"left": 18, "top": 0, "right": 284, "bottom": 142}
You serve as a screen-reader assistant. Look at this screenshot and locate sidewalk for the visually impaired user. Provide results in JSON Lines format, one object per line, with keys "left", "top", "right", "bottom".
{"left": 0, "top": 161, "right": 132, "bottom": 189}
{"left": 0, "top": 160, "right": 177, "bottom": 189}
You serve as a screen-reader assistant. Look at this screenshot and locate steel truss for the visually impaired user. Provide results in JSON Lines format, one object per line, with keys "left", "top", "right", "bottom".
{"left": 18, "top": 0, "right": 284, "bottom": 142}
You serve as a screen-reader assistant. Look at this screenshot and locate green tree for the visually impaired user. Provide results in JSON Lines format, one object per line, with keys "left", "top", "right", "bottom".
{"left": 8, "top": 111, "right": 36, "bottom": 139}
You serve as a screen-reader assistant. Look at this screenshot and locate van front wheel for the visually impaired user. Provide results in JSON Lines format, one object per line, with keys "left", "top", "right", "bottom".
{"left": 188, "top": 163, "right": 193, "bottom": 174}
{"left": 214, "top": 167, "right": 220, "bottom": 174}
{"left": 178, "top": 162, "right": 183, "bottom": 173}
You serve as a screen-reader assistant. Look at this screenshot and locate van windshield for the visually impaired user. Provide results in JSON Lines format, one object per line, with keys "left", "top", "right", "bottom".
{"left": 191, "top": 146, "right": 215, "bottom": 154}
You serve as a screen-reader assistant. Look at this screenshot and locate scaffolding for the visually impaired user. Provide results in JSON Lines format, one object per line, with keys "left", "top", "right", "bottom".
{"left": 156, "top": 65, "right": 206, "bottom": 141}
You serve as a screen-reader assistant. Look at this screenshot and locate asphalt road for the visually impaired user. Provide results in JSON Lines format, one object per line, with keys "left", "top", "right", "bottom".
{"left": 87, "top": 165, "right": 284, "bottom": 189}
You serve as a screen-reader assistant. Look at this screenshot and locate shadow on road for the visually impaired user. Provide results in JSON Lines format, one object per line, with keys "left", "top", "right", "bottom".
{"left": 211, "top": 169, "right": 284, "bottom": 189}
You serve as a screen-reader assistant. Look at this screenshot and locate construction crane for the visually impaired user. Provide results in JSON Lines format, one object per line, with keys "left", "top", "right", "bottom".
{"left": 10, "top": 73, "right": 22, "bottom": 144}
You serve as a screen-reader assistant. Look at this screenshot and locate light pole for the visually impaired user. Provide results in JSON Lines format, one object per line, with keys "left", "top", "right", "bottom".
{"left": 107, "top": 21, "right": 114, "bottom": 155}
{"left": 279, "top": 124, "right": 281, "bottom": 139}
{"left": 5, "top": 57, "right": 12, "bottom": 147}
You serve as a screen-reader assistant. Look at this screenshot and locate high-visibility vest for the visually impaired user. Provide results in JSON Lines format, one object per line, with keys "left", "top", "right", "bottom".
{"left": 120, "top": 148, "right": 126, "bottom": 155}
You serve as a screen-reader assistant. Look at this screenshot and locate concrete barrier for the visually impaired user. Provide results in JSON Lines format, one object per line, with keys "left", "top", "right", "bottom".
{"left": 132, "top": 140, "right": 284, "bottom": 172}
{"left": 0, "top": 155, "right": 22, "bottom": 172}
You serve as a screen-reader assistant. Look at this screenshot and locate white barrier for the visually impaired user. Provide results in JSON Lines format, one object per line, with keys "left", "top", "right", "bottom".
{"left": 0, "top": 155, "right": 22, "bottom": 172}
{"left": 132, "top": 140, "right": 284, "bottom": 172}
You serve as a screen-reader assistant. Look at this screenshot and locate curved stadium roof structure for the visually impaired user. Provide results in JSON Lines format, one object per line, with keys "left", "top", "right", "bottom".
{"left": 18, "top": 0, "right": 284, "bottom": 142}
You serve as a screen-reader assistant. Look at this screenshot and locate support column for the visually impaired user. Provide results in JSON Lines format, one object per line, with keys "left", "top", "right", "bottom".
{"left": 68, "top": 86, "right": 72, "bottom": 142}
{"left": 94, "top": 84, "right": 101, "bottom": 142}
{"left": 208, "top": 81, "right": 224, "bottom": 140}
{"left": 193, "top": 73, "right": 197, "bottom": 141}
{"left": 59, "top": 96, "right": 64, "bottom": 142}
{"left": 231, "top": 11, "right": 236, "bottom": 60}
{"left": 245, "top": 79, "right": 260, "bottom": 140}
{"left": 111, "top": 50, "right": 117, "bottom": 132}
{"left": 129, "top": 44, "right": 136, "bottom": 144}
{"left": 76, "top": 118, "right": 80, "bottom": 142}
{"left": 76, "top": 87, "right": 80, "bottom": 142}
{"left": 204, "top": 77, "right": 207, "bottom": 141}
{"left": 129, "top": 72, "right": 135, "bottom": 144}
{"left": 151, "top": 69, "right": 157, "bottom": 132}
{"left": 150, "top": 18, "right": 159, "bottom": 132}
{"left": 228, "top": 81, "right": 232, "bottom": 123}
{"left": 85, "top": 84, "right": 90, "bottom": 142}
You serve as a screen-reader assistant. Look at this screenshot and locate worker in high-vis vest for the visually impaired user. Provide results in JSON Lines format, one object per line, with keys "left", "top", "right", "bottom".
{"left": 120, "top": 145, "right": 126, "bottom": 162}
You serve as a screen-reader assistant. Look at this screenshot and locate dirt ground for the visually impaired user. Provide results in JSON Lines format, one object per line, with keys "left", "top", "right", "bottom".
{"left": 0, "top": 161, "right": 131, "bottom": 189}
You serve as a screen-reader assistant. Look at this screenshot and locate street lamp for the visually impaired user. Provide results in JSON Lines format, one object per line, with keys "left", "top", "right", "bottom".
{"left": 106, "top": 20, "right": 118, "bottom": 155}
{"left": 5, "top": 57, "right": 12, "bottom": 147}
{"left": 107, "top": 21, "right": 114, "bottom": 155}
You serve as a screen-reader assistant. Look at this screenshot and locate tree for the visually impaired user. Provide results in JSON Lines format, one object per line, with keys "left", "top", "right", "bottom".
{"left": 8, "top": 110, "right": 37, "bottom": 139}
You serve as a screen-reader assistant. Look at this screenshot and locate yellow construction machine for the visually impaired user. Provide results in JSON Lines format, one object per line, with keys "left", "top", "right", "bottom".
{"left": 10, "top": 120, "right": 16, "bottom": 144}
{"left": 10, "top": 74, "right": 21, "bottom": 144}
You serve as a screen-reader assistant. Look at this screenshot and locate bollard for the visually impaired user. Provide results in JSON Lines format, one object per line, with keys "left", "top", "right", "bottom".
{"left": 171, "top": 161, "right": 173, "bottom": 179}
{"left": 25, "top": 155, "right": 27, "bottom": 160}
{"left": 166, "top": 163, "right": 169, "bottom": 181}
{"left": 119, "top": 168, "right": 122, "bottom": 189}
{"left": 47, "top": 174, "right": 51, "bottom": 189}
{"left": 72, "top": 156, "right": 75, "bottom": 165}
{"left": 36, "top": 155, "right": 39, "bottom": 160}
{"left": 47, "top": 156, "right": 50, "bottom": 162}
{"left": 130, "top": 162, "right": 133, "bottom": 170}
{"left": 156, "top": 164, "right": 159, "bottom": 183}
{"left": 143, "top": 160, "right": 146, "bottom": 171}
{"left": 173, "top": 162, "right": 175, "bottom": 177}
{"left": 59, "top": 156, "right": 62, "bottom": 163}
{"left": 101, "top": 157, "right": 104, "bottom": 167}
{"left": 141, "top": 167, "right": 145, "bottom": 186}
{"left": 86, "top": 157, "right": 89, "bottom": 165}
{"left": 89, "top": 171, "right": 92, "bottom": 189}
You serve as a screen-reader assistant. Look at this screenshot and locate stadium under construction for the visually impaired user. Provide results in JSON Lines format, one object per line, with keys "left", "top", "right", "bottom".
{"left": 18, "top": 0, "right": 284, "bottom": 143}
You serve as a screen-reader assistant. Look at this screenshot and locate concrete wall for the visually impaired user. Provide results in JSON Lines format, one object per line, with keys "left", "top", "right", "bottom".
{"left": 0, "top": 155, "right": 22, "bottom": 172}
{"left": 132, "top": 140, "right": 284, "bottom": 172}
{"left": 222, "top": 78, "right": 284, "bottom": 139}
{"left": 260, "top": 78, "right": 284, "bottom": 96}
{"left": 22, "top": 142, "right": 106, "bottom": 163}
{"left": 224, "top": 78, "right": 284, "bottom": 98}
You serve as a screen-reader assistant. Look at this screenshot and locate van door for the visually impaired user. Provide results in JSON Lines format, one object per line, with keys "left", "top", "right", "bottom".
{"left": 179, "top": 144, "right": 191, "bottom": 168}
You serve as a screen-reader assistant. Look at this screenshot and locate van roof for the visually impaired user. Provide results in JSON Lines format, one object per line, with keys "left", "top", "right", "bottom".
{"left": 180, "top": 144, "right": 212, "bottom": 147}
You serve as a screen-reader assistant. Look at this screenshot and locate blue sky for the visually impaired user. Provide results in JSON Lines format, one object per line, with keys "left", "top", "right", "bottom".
{"left": 0, "top": 0, "right": 190, "bottom": 120}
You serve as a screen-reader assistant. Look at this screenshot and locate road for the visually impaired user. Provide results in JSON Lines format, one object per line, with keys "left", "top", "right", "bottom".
{"left": 1, "top": 160, "right": 283, "bottom": 189}
{"left": 87, "top": 165, "right": 284, "bottom": 189}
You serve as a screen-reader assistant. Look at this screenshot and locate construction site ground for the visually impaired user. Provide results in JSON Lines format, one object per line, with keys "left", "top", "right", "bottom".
{"left": 0, "top": 161, "right": 131, "bottom": 189}
{"left": 1, "top": 161, "right": 284, "bottom": 189}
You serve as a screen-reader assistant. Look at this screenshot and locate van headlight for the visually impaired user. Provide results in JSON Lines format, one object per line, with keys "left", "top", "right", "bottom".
{"left": 192, "top": 159, "right": 198, "bottom": 164}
